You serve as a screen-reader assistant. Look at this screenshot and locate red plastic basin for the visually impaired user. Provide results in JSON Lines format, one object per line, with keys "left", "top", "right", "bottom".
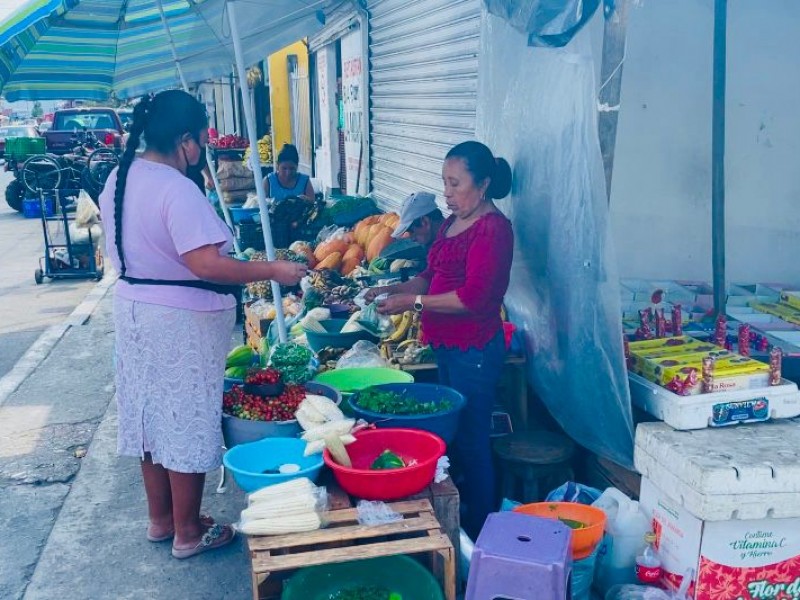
{"left": 323, "top": 428, "right": 446, "bottom": 501}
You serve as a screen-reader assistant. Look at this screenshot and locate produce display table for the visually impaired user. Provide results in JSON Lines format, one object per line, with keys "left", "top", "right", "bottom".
{"left": 400, "top": 354, "right": 529, "bottom": 430}
{"left": 247, "top": 499, "right": 455, "bottom": 600}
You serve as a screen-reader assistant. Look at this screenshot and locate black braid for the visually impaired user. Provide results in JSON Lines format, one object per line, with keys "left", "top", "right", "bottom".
{"left": 113, "top": 96, "right": 150, "bottom": 276}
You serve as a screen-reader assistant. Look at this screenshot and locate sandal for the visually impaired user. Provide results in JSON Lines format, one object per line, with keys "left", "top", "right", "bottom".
{"left": 171, "top": 522, "right": 235, "bottom": 559}
{"left": 147, "top": 514, "right": 214, "bottom": 543}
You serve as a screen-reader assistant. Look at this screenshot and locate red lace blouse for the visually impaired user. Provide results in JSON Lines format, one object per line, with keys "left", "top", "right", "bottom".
{"left": 418, "top": 212, "right": 514, "bottom": 350}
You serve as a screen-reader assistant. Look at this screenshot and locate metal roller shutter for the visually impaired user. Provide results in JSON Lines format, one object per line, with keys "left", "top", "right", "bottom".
{"left": 368, "top": 0, "right": 481, "bottom": 211}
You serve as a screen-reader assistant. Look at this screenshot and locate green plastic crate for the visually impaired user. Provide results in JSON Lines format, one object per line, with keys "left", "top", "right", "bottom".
{"left": 6, "top": 137, "right": 46, "bottom": 160}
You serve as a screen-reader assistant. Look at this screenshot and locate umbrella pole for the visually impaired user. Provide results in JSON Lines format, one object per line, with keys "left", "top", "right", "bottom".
{"left": 228, "top": 1, "right": 288, "bottom": 343}
{"left": 712, "top": 0, "right": 727, "bottom": 318}
{"left": 156, "top": 0, "right": 239, "bottom": 254}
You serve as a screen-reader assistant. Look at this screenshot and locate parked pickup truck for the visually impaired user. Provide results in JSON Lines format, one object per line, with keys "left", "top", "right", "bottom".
{"left": 44, "top": 107, "right": 125, "bottom": 155}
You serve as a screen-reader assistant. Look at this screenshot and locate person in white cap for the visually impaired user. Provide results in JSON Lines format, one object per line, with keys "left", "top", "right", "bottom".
{"left": 391, "top": 191, "right": 444, "bottom": 250}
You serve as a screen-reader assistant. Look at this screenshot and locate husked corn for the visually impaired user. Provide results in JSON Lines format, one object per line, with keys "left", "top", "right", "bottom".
{"left": 301, "top": 419, "right": 355, "bottom": 442}
{"left": 238, "top": 511, "right": 321, "bottom": 535}
{"left": 247, "top": 477, "right": 314, "bottom": 503}
{"left": 305, "top": 394, "right": 345, "bottom": 422}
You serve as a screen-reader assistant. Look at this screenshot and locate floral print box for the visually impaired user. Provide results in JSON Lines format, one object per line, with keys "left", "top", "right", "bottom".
{"left": 640, "top": 478, "right": 800, "bottom": 600}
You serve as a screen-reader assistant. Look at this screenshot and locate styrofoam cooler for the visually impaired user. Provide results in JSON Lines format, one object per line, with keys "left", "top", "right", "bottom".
{"left": 635, "top": 420, "right": 800, "bottom": 600}
{"left": 629, "top": 372, "right": 800, "bottom": 430}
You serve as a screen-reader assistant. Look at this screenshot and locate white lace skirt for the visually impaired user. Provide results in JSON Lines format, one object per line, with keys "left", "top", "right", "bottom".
{"left": 113, "top": 296, "right": 236, "bottom": 473}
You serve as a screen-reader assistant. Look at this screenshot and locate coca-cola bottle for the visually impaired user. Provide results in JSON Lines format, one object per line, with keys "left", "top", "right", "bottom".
{"left": 635, "top": 531, "right": 662, "bottom": 585}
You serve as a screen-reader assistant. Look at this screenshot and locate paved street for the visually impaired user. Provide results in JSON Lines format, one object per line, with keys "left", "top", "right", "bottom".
{"left": 0, "top": 169, "right": 96, "bottom": 378}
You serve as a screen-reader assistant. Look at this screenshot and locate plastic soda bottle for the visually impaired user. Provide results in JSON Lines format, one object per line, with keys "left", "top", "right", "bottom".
{"left": 635, "top": 532, "right": 662, "bottom": 585}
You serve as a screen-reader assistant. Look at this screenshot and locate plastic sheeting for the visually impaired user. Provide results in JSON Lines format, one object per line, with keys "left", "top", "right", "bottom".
{"left": 477, "top": 12, "right": 634, "bottom": 467}
{"left": 483, "top": 0, "right": 602, "bottom": 47}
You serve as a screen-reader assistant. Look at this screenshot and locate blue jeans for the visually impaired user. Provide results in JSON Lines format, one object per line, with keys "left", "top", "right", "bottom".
{"left": 434, "top": 330, "right": 506, "bottom": 539}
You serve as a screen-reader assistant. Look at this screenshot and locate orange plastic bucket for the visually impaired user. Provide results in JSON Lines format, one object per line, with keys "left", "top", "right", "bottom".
{"left": 513, "top": 502, "right": 606, "bottom": 560}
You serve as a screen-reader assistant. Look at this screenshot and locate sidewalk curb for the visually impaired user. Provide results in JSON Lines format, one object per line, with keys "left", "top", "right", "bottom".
{"left": 0, "top": 273, "right": 116, "bottom": 408}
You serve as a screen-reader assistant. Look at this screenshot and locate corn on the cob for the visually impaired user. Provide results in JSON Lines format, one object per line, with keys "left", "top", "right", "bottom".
{"left": 238, "top": 511, "right": 321, "bottom": 535}
{"left": 298, "top": 399, "right": 327, "bottom": 424}
{"left": 247, "top": 477, "right": 314, "bottom": 503}
{"left": 304, "top": 395, "right": 345, "bottom": 422}
{"left": 295, "top": 405, "right": 322, "bottom": 431}
{"left": 301, "top": 418, "right": 355, "bottom": 442}
{"left": 325, "top": 434, "right": 352, "bottom": 467}
{"left": 303, "top": 434, "right": 356, "bottom": 456}
{"left": 242, "top": 495, "right": 319, "bottom": 520}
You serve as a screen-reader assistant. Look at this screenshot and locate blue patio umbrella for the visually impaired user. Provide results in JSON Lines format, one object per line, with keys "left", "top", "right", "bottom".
{"left": 0, "top": 0, "right": 326, "bottom": 101}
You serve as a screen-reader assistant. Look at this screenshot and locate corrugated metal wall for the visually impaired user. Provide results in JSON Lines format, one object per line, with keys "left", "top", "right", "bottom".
{"left": 368, "top": 0, "right": 481, "bottom": 211}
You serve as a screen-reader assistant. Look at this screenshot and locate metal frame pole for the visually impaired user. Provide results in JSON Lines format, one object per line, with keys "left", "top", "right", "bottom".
{"left": 712, "top": 0, "right": 727, "bottom": 317}
{"left": 228, "top": 1, "right": 288, "bottom": 342}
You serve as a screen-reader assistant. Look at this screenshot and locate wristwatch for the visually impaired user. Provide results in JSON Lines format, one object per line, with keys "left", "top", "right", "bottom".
{"left": 413, "top": 295, "right": 424, "bottom": 313}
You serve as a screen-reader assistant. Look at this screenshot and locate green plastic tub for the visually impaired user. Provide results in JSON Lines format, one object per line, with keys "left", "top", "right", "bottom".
{"left": 281, "top": 555, "right": 444, "bottom": 600}
{"left": 313, "top": 367, "right": 414, "bottom": 397}
{"left": 6, "top": 137, "right": 45, "bottom": 160}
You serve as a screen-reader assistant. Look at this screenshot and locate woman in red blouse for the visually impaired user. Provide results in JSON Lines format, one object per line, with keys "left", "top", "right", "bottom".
{"left": 368, "top": 141, "right": 513, "bottom": 537}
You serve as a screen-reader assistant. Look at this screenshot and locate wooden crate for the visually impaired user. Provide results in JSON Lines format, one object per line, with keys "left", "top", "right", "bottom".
{"left": 248, "top": 499, "right": 456, "bottom": 600}
{"left": 244, "top": 303, "right": 272, "bottom": 351}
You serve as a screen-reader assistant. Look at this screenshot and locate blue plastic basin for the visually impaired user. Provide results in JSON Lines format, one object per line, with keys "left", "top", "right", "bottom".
{"left": 222, "top": 437, "right": 323, "bottom": 493}
{"left": 348, "top": 383, "right": 466, "bottom": 445}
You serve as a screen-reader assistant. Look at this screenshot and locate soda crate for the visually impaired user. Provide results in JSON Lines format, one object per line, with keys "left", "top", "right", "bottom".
{"left": 22, "top": 197, "right": 55, "bottom": 219}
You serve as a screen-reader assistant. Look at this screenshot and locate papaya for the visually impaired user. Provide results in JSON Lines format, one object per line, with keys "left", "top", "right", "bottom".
{"left": 343, "top": 244, "right": 364, "bottom": 261}
{"left": 341, "top": 256, "right": 361, "bottom": 275}
{"left": 366, "top": 227, "right": 393, "bottom": 261}
{"left": 353, "top": 220, "right": 370, "bottom": 246}
{"left": 314, "top": 239, "right": 349, "bottom": 262}
{"left": 315, "top": 251, "right": 342, "bottom": 271}
{"left": 365, "top": 223, "right": 386, "bottom": 248}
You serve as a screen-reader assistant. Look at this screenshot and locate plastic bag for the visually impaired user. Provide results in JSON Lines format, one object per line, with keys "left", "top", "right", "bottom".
{"left": 546, "top": 481, "right": 603, "bottom": 505}
{"left": 605, "top": 586, "right": 672, "bottom": 600}
{"left": 356, "top": 500, "right": 402, "bottom": 526}
{"left": 237, "top": 478, "right": 330, "bottom": 536}
{"left": 268, "top": 342, "right": 316, "bottom": 384}
{"left": 434, "top": 456, "right": 450, "bottom": 483}
{"left": 336, "top": 340, "right": 388, "bottom": 369}
{"left": 478, "top": 10, "right": 634, "bottom": 468}
{"left": 74, "top": 191, "right": 100, "bottom": 228}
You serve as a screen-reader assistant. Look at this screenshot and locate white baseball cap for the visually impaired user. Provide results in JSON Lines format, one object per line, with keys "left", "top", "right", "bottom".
{"left": 392, "top": 192, "right": 438, "bottom": 238}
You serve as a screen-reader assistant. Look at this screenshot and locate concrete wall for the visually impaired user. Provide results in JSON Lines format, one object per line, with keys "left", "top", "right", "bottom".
{"left": 609, "top": 0, "right": 800, "bottom": 285}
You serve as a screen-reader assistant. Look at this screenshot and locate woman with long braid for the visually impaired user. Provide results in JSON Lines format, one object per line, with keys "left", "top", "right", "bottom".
{"left": 98, "top": 90, "right": 306, "bottom": 559}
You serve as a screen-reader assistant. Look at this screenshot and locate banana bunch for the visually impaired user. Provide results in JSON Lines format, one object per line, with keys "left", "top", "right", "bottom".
{"left": 386, "top": 311, "right": 418, "bottom": 343}
{"left": 243, "top": 134, "right": 272, "bottom": 167}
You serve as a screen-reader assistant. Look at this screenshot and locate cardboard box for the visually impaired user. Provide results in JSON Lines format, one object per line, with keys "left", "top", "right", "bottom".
{"left": 640, "top": 478, "right": 800, "bottom": 600}
{"left": 780, "top": 292, "right": 800, "bottom": 311}
{"left": 640, "top": 351, "right": 769, "bottom": 386}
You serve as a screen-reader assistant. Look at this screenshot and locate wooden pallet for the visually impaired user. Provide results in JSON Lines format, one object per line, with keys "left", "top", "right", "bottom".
{"left": 248, "top": 499, "right": 456, "bottom": 600}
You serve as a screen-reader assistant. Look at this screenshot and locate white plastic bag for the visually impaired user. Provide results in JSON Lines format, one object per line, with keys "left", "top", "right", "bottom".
{"left": 74, "top": 191, "right": 100, "bottom": 228}
{"left": 356, "top": 500, "right": 402, "bottom": 526}
{"left": 336, "top": 340, "right": 388, "bottom": 369}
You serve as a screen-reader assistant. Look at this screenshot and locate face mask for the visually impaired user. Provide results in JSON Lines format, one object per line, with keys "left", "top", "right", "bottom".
{"left": 182, "top": 134, "right": 202, "bottom": 169}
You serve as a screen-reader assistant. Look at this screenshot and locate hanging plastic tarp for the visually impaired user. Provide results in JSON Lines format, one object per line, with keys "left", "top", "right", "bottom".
{"left": 477, "top": 13, "right": 634, "bottom": 467}
{"left": 483, "top": 0, "right": 602, "bottom": 48}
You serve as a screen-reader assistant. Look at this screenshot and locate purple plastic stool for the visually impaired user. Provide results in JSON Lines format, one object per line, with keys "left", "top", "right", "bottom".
{"left": 465, "top": 512, "right": 573, "bottom": 600}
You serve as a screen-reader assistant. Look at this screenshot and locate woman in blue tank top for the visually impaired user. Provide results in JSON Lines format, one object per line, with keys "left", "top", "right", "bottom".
{"left": 263, "top": 143, "right": 315, "bottom": 201}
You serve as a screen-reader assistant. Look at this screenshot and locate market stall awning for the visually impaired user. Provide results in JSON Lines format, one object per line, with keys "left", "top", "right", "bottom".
{"left": 0, "top": 0, "right": 327, "bottom": 100}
